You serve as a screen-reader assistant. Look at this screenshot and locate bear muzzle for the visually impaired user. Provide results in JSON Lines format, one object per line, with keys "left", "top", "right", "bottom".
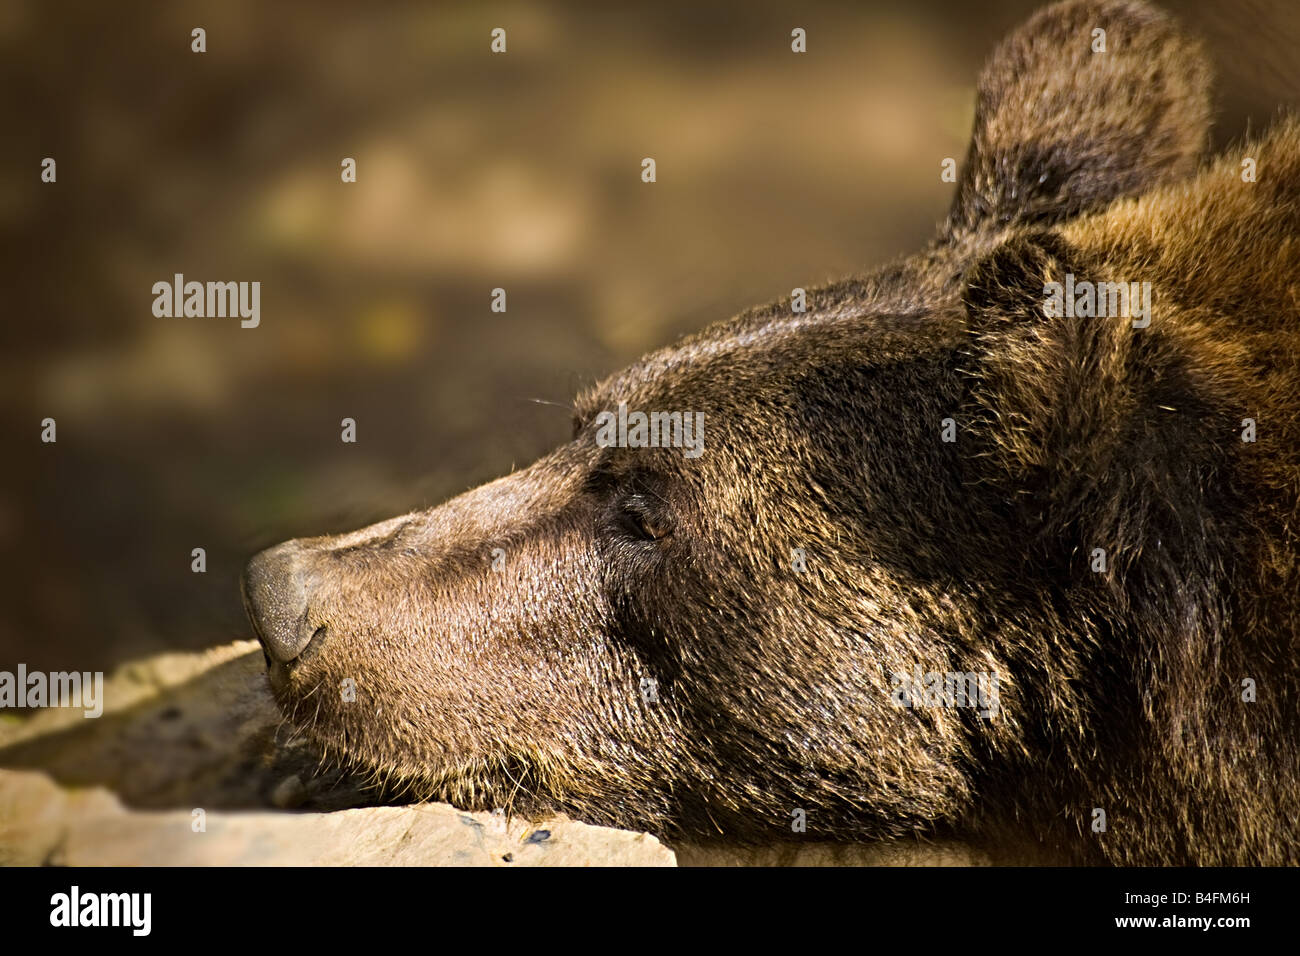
{"left": 241, "top": 540, "right": 325, "bottom": 675}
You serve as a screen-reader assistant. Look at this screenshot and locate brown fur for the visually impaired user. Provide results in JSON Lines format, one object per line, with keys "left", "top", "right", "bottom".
{"left": 242, "top": 0, "right": 1299, "bottom": 864}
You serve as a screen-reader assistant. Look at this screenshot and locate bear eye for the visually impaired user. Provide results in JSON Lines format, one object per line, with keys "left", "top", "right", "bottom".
{"left": 621, "top": 494, "right": 672, "bottom": 541}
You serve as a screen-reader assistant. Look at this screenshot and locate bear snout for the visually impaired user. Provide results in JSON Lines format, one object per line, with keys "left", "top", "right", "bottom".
{"left": 241, "top": 541, "right": 322, "bottom": 668}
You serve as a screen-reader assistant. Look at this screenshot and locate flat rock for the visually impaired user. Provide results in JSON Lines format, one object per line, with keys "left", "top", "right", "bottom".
{"left": 0, "top": 768, "right": 672, "bottom": 866}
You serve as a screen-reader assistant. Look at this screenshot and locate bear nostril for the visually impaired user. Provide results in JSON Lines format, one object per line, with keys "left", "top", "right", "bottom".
{"left": 300, "top": 624, "right": 328, "bottom": 664}
{"left": 241, "top": 542, "right": 318, "bottom": 665}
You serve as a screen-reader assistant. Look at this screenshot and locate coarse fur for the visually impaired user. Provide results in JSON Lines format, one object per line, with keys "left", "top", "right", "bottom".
{"left": 242, "top": 0, "right": 1299, "bottom": 865}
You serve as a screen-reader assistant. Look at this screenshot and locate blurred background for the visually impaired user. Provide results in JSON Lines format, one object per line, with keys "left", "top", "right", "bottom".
{"left": 1, "top": 0, "right": 1296, "bottom": 674}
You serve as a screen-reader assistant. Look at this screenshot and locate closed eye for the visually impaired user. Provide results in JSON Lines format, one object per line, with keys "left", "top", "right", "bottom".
{"left": 622, "top": 493, "right": 673, "bottom": 541}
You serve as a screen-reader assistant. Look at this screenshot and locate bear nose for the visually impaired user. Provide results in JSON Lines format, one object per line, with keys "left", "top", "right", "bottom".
{"left": 241, "top": 542, "right": 317, "bottom": 664}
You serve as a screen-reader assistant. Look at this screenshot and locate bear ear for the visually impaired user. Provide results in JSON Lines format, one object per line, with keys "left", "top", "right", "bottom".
{"left": 945, "top": 0, "right": 1211, "bottom": 235}
{"left": 961, "top": 230, "right": 1080, "bottom": 337}
{"left": 956, "top": 227, "right": 1219, "bottom": 584}
{"left": 957, "top": 229, "right": 1121, "bottom": 528}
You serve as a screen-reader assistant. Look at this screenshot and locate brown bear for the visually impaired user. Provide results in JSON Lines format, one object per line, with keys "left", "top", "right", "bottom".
{"left": 241, "top": 0, "right": 1299, "bottom": 865}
